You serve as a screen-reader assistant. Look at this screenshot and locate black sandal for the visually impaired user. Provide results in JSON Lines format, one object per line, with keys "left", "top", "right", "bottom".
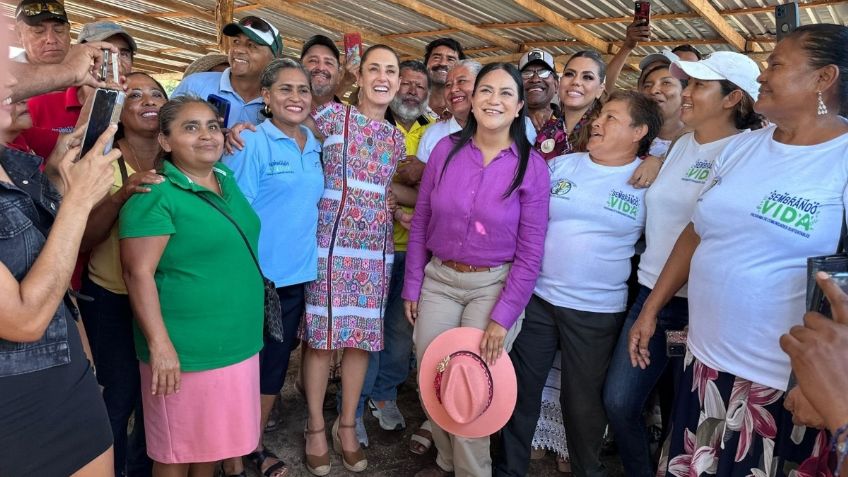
{"left": 246, "top": 448, "right": 289, "bottom": 477}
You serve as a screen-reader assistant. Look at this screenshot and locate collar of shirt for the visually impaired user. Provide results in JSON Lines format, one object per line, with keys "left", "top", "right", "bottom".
{"left": 161, "top": 159, "right": 234, "bottom": 195}
{"left": 0, "top": 146, "right": 41, "bottom": 180}
{"left": 468, "top": 137, "right": 520, "bottom": 164}
{"left": 258, "top": 119, "right": 321, "bottom": 154}
{"left": 218, "top": 68, "right": 263, "bottom": 105}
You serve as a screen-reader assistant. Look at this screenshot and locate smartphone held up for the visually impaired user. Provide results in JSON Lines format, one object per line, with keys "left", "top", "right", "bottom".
{"left": 79, "top": 49, "right": 125, "bottom": 161}
{"left": 634, "top": 1, "right": 651, "bottom": 26}
{"left": 344, "top": 32, "right": 363, "bottom": 66}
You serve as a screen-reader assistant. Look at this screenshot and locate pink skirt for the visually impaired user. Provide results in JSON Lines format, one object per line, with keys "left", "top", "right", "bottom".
{"left": 139, "top": 354, "right": 260, "bottom": 464}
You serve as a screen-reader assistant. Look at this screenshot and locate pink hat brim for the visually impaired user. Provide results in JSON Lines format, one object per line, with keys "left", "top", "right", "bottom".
{"left": 418, "top": 327, "right": 517, "bottom": 438}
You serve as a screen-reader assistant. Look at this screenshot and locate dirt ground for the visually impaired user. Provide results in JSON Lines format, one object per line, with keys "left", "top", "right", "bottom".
{"left": 249, "top": 351, "right": 625, "bottom": 477}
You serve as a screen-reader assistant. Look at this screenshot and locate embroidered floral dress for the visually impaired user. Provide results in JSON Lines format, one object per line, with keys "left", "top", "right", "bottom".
{"left": 300, "top": 103, "right": 405, "bottom": 351}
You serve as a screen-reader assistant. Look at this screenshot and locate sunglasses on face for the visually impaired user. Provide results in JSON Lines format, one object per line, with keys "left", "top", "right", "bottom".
{"left": 521, "top": 69, "right": 554, "bottom": 80}
{"left": 17, "top": 1, "right": 65, "bottom": 17}
{"left": 240, "top": 16, "right": 272, "bottom": 33}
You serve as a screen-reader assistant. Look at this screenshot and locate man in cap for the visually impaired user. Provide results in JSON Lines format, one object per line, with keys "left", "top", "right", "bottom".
{"left": 24, "top": 21, "right": 137, "bottom": 159}
{"left": 13, "top": 0, "right": 70, "bottom": 64}
{"left": 300, "top": 34, "right": 344, "bottom": 112}
{"left": 423, "top": 38, "right": 465, "bottom": 120}
{"left": 519, "top": 49, "right": 560, "bottom": 134}
{"left": 173, "top": 15, "right": 281, "bottom": 127}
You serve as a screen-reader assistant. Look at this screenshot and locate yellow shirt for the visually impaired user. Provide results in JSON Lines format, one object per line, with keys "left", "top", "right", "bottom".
{"left": 88, "top": 159, "right": 135, "bottom": 294}
{"left": 393, "top": 117, "right": 432, "bottom": 251}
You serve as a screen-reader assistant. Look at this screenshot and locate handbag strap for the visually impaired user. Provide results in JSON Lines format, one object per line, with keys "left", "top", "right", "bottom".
{"left": 196, "top": 193, "right": 263, "bottom": 277}
{"left": 838, "top": 208, "right": 847, "bottom": 254}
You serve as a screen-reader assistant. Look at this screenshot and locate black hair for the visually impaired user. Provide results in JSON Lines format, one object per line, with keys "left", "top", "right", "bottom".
{"left": 424, "top": 38, "right": 466, "bottom": 65}
{"left": 565, "top": 50, "right": 607, "bottom": 82}
{"left": 156, "top": 95, "right": 220, "bottom": 166}
{"left": 606, "top": 90, "right": 663, "bottom": 157}
{"left": 399, "top": 59, "right": 430, "bottom": 90}
{"left": 717, "top": 80, "right": 766, "bottom": 130}
{"left": 116, "top": 72, "right": 168, "bottom": 141}
{"left": 787, "top": 24, "right": 848, "bottom": 116}
{"left": 359, "top": 44, "right": 400, "bottom": 74}
{"left": 563, "top": 50, "right": 607, "bottom": 152}
{"left": 671, "top": 44, "right": 703, "bottom": 60}
{"left": 641, "top": 63, "right": 688, "bottom": 90}
{"left": 440, "top": 62, "right": 531, "bottom": 198}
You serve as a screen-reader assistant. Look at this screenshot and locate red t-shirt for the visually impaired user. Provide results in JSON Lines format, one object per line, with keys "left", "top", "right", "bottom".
{"left": 24, "top": 87, "right": 82, "bottom": 160}
{"left": 25, "top": 87, "right": 87, "bottom": 290}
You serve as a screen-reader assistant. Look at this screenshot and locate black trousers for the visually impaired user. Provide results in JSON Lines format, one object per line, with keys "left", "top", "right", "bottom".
{"left": 494, "top": 294, "right": 624, "bottom": 477}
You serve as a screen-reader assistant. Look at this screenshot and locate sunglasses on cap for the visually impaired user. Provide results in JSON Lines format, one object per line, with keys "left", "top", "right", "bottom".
{"left": 17, "top": 1, "right": 66, "bottom": 17}
{"left": 240, "top": 16, "right": 272, "bottom": 33}
{"left": 521, "top": 69, "right": 554, "bottom": 80}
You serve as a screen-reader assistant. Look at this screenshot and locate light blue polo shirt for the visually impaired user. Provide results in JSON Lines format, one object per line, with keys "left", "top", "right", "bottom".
{"left": 224, "top": 119, "right": 324, "bottom": 287}
{"left": 172, "top": 67, "right": 264, "bottom": 127}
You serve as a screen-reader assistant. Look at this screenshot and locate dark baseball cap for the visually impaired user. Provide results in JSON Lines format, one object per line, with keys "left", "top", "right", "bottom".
{"left": 15, "top": 0, "right": 69, "bottom": 26}
{"left": 300, "top": 34, "right": 340, "bottom": 61}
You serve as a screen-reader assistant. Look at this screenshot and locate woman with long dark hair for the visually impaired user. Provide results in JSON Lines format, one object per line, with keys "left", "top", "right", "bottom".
{"left": 403, "top": 62, "right": 549, "bottom": 477}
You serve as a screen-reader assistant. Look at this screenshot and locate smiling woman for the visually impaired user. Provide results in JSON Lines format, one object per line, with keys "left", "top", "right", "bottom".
{"left": 404, "top": 62, "right": 550, "bottom": 477}
{"left": 299, "top": 44, "right": 406, "bottom": 476}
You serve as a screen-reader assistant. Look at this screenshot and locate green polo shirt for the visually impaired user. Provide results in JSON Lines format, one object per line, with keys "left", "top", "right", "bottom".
{"left": 119, "top": 160, "right": 263, "bottom": 372}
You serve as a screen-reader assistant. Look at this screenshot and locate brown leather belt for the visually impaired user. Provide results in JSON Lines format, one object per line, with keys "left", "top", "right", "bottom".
{"left": 440, "top": 259, "right": 499, "bottom": 273}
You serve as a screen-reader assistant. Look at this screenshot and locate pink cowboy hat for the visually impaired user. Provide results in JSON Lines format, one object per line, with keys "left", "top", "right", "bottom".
{"left": 419, "top": 327, "right": 517, "bottom": 438}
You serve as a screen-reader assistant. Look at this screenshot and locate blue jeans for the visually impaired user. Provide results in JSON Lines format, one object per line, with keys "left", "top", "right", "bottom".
{"left": 602, "top": 285, "right": 688, "bottom": 477}
{"left": 354, "top": 252, "right": 413, "bottom": 416}
{"left": 78, "top": 274, "right": 152, "bottom": 477}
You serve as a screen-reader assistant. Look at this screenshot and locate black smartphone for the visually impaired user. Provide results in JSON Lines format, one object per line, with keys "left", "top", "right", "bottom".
{"left": 775, "top": 2, "right": 799, "bottom": 42}
{"left": 79, "top": 88, "right": 125, "bottom": 160}
{"left": 207, "top": 93, "right": 231, "bottom": 128}
{"left": 635, "top": 1, "right": 651, "bottom": 26}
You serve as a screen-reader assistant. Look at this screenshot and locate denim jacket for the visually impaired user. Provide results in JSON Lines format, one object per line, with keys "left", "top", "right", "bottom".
{"left": 0, "top": 147, "right": 71, "bottom": 377}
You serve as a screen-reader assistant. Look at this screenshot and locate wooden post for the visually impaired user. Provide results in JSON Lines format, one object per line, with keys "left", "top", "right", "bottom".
{"left": 216, "top": 0, "right": 235, "bottom": 53}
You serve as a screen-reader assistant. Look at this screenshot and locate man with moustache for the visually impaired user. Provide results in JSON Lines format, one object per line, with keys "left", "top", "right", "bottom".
{"left": 300, "top": 34, "right": 344, "bottom": 112}
{"left": 423, "top": 38, "right": 464, "bottom": 121}
{"left": 519, "top": 49, "right": 564, "bottom": 161}
{"left": 173, "top": 15, "right": 281, "bottom": 127}
{"left": 354, "top": 61, "right": 432, "bottom": 443}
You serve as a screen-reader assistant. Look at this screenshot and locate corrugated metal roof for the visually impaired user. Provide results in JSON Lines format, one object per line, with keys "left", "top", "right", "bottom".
{"left": 3, "top": 0, "right": 846, "bottom": 81}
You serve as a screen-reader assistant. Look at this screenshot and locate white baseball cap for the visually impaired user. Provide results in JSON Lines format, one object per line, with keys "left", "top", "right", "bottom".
{"left": 670, "top": 51, "right": 761, "bottom": 101}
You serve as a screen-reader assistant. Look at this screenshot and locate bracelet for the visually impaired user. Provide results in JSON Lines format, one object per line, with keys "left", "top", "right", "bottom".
{"left": 832, "top": 422, "right": 848, "bottom": 476}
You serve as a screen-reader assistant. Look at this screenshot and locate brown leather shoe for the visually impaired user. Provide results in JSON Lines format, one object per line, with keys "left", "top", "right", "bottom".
{"left": 332, "top": 417, "right": 367, "bottom": 472}
{"left": 303, "top": 423, "right": 330, "bottom": 476}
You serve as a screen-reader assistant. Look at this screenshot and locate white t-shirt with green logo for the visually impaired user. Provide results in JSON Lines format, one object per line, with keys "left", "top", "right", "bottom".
{"left": 638, "top": 132, "right": 738, "bottom": 297}
{"left": 535, "top": 152, "right": 646, "bottom": 313}
{"left": 688, "top": 124, "right": 848, "bottom": 390}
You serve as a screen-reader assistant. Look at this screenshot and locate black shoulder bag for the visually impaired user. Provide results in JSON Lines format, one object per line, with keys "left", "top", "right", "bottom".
{"left": 197, "top": 194, "right": 284, "bottom": 342}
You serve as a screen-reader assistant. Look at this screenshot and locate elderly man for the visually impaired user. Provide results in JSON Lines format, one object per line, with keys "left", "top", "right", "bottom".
{"left": 13, "top": 0, "right": 70, "bottom": 64}
{"left": 173, "top": 15, "right": 281, "bottom": 127}
{"left": 423, "top": 38, "right": 465, "bottom": 121}
{"left": 351, "top": 60, "right": 433, "bottom": 446}
{"left": 519, "top": 49, "right": 560, "bottom": 133}
{"left": 24, "top": 22, "right": 136, "bottom": 160}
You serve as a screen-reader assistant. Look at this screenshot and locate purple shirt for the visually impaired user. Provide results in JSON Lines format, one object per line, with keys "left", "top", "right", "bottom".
{"left": 402, "top": 135, "right": 550, "bottom": 329}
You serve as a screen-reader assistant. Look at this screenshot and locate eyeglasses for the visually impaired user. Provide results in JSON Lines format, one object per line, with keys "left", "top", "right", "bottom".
{"left": 521, "top": 69, "right": 554, "bottom": 80}
{"left": 240, "top": 16, "right": 272, "bottom": 33}
{"left": 16, "top": 1, "right": 65, "bottom": 18}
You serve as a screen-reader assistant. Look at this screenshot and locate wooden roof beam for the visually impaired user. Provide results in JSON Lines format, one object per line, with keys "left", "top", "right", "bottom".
{"left": 255, "top": 0, "right": 420, "bottom": 57}
{"left": 85, "top": 0, "right": 217, "bottom": 44}
{"left": 476, "top": 51, "right": 772, "bottom": 66}
{"left": 384, "top": 0, "right": 519, "bottom": 51}
{"left": 511, "top": 0, "right": 609, "bottom": 52}
{"left": 683, "top": 0, "right": 762, "bottom": 52}
{"left": 384, "top": 28, "right": 461, "bottom": 40}
{"left": 216, "top": 0, "right": 235, "bottom": 53}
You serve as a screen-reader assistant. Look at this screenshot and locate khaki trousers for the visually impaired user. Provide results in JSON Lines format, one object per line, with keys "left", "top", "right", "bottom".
{"left": 413, "top": 258, "right": 524, "bottom": 477}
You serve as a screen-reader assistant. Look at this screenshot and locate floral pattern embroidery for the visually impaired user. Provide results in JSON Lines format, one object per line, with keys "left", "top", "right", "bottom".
{"left": 300, "top": 103, "right": 405, "bottom": 351}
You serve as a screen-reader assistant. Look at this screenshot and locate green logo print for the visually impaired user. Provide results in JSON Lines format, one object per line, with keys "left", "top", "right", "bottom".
{"left": 551, "top": 178, "right": 573, "bottom": 198}
{"left": 605, "top": 190, "right": 640, "bottom": 219}
{"left": 683, "top": 160, "right": 712, "bottom": 184}
{"left": 752, "top": 191, "right": 820, "bottom": 238}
